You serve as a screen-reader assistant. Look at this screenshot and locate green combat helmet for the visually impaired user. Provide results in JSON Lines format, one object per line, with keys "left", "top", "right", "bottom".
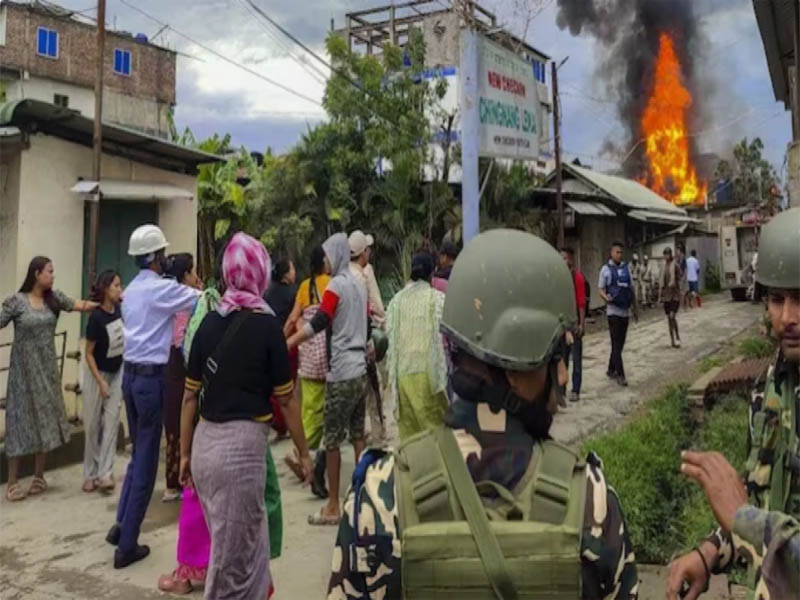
{"left": 440, "top": 228, "right": 576, "bottom": 370}
{"left": 757, "top": 207, "right": 800, "bottom": 290}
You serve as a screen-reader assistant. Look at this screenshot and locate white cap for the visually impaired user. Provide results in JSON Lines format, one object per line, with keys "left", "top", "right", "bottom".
{"left": 128, "top": 224, "right": 169, "bottom": 256}
{"left": 348, "top": 230, "right": 374, "bottom": 257}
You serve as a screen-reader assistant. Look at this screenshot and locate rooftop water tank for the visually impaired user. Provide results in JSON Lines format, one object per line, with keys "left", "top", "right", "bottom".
{"left": 135, "top": 33, "right": 148, "bottom": 44}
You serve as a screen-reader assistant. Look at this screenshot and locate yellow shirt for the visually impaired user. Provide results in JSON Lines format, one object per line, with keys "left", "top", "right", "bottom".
{"left": 296, "top": 274, "right": 331, "bottom": 311}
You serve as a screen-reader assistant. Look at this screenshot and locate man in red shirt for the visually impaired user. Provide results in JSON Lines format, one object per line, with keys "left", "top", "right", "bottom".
{"left": 561, "top": 248, "right": 587, "bottom": 402}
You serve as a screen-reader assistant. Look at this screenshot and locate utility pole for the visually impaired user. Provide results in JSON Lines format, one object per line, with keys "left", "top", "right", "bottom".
{"left": 794, "top": 1, "right": 800, "bottom": 141}
{"left": 552, "top": 60, "right": 564, "bottom": 249}
{"left": 88, "top": 0, "right": 105, "bottom": 287}
{"left": 460, "top": 28, "right": 480, "bottom": 244}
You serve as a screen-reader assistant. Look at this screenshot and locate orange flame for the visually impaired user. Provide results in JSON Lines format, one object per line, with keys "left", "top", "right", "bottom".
{"left": 639, "top": 33, "right": 706, "bottom": 206}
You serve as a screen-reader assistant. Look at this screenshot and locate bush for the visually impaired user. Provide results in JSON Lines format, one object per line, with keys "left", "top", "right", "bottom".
{"left": 581, "top": 388, "right": 750, "bottom": 564}
{"left": 738, "top": 336, "right": 775, "bottom": 359}
{"left": 582, "top": 385, "right": 693, "bottom": 563}
{"left": 698, "top": 355, "right": 724, "bottom": 373}
{"left": 704, "top": 261, "right": 721, "bottom": 293}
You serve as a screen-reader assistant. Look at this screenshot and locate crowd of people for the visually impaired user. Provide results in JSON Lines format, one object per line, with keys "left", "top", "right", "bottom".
{"left": 1, "top": 208, "right": 799, "bottom": 600}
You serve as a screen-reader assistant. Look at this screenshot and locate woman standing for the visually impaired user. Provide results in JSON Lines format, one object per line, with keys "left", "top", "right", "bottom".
{"left": 385, "top": 253, "right": 448, "bottom": 441}
{"left": 1, "top": 256, "right": 97, "bottom": 501}
{"left": 162, "top": 253, "right": 202, "bottom": 502}
{"left": 180, "top": 233, "right": 311, "bottom": 599}
{"left": 264, "top": 258, "right": 297, "bottom": 439}
{"left": 283, "top": 247, "right": 330, "bottom": 495}
{"left": 82, "top": 270, "right": 124, "bottom": 493}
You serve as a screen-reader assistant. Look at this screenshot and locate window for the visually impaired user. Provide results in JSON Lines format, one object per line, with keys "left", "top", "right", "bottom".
{"left": 36, "top": 27, "right": 58, "bottom": 58}
{"left": 532, "top": 59, "right": 546, "bottom": 84}
{"left": 114, "top": 49, "right": 131, "bottom": 76}
{"left": 53, "top": 94, "right": 69, "bottom": 108}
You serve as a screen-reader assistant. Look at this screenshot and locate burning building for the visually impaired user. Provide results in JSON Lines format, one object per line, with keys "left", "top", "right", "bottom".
{"left": 556, "top": 0, "right": 709, "bottom": 206}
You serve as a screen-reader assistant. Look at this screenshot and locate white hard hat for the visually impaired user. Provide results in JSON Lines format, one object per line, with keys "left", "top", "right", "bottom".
{"left": 128, "top": 224, "right": 169, "bottom": 256}
{"left": 348, "top": 230, "right": 374, "bottom": 257}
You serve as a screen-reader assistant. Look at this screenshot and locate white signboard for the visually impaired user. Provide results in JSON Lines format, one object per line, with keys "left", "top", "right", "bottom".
{"left": 476, "top": 36, "right": 541, "bottom": 160}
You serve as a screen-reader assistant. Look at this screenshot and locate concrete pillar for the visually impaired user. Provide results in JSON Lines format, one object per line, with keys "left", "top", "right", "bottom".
{"left": 460, "top": 28, "right": 480, "bottom": 243}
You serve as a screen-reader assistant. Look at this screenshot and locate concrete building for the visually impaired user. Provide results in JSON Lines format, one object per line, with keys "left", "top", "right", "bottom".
{"left": 753, "top": 0, "right": 800, "bottom": 208}
{"left": 0, "top": 0, "right": 176, "bottom": 138}
{"left": 0, "top": 99, "right": 219, "bottom": 453}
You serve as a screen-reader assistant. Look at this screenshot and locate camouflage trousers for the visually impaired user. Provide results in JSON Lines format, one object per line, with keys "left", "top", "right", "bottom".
{"left": 323, "top": 375, "right": 367, "bottom": 450}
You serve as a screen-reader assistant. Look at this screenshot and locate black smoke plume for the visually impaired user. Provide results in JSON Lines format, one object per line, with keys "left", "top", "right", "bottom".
{"left": 556, "top": 0, "right": 709, "bottom": 178}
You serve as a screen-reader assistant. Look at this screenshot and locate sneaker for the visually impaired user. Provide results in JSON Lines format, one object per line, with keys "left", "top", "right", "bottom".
{"left": 162, "top": 489, "right": 181, "bottom": 503}
{"left": 106, "top": 523, "right": 121, "bottom": 546}
{"left": 114, "top": 544, "right": 150, "bottom": 569}
{"left": 569, "top": 392, "right": 580, "bottom": 403}
{"left": 606, "top": 370, "right": 617, "bottom": 380}
{"left": 616, "top": 376, "right": 628, "bottom": 387}
{"left": 675, "top": 340, "right": 681, "bottom": 348}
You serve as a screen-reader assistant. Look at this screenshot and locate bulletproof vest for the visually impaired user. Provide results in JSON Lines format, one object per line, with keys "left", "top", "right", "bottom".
{"left": 744, "top": 362, "right": 800, "bottom": 591}
{"left": 607, "top": 261, "right": 633, "bottom": 309}
{"left": 395, "top": 427, "right": 586, "bottom": 599}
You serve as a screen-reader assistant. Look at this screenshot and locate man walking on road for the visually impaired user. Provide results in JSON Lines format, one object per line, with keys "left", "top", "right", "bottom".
{"left": 106, "top": 225, "right": 200, "bottom": 569}
{"left": 288, "top": 233, "right": 368, "bottom": 526}
{"left": 348, "top": 230, "right": 386, "bottom": 446}
{"left": 561, "top": 248, "right": 586, "bottom": 402}
{"left": 598, "top": 241, "right": 636, "bottom": 387}
{"left": 667, "top": 208, "right": 800, "bottom": 600}
{"left": 658, "top": 247, "right": 682, "bottom": 349}
{"left": 685, "top": 249, "right": 701, "bottom": 308}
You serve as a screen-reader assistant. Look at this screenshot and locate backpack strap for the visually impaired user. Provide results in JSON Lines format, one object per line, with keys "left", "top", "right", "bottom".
{"left": 532, "top": 440, "right": 582, "bottom": 525}
{"left": 397, "top": 429, "right": 455, "bottom": 524}
{"left": 437, "top": 427, "right": 518, "bottom": 600}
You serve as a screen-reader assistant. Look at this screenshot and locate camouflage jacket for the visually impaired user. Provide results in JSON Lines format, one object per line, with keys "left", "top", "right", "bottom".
{"left": 328, "top": 401, "right": 639, "bottom": 599}
{"left": 706, "top": 355, "right": 800, "bottom": 599}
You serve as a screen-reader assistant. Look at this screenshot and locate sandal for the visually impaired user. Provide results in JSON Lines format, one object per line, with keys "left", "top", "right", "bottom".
{"left": 82, "top": 479, "right": 97, "bottom": 493}
{"left": 5, "top": 483, "right": 27, "bottom": 502}
{"left": 307, "top": 509, "right": 340, "bottom": 526}
{"left": 158, "top": 571, "right": 193, "bottom": 595}
{"left": 28, "top": 476, "right": 47, "bottom": 496}
{"left": 284, "top": 449, "right": 306, "bottom": 482}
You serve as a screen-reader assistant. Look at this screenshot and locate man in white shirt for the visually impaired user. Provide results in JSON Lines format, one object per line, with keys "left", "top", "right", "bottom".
{"left": 349, "top": 230, "right": 386, "bottom": 444}
{"left": 685, "top": 249, "right": 701, "bottom": 309}
{"left": 106, "top": 225, "right": 200, "bottom": 569}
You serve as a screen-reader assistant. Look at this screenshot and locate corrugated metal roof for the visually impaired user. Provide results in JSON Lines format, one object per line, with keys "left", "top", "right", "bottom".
{"left": 565, "top": 199, "right": 616, "bottom": 216}
{"left": 566, "top": 163, "right": 688, "bottom": 215}
{"left": 628, "top": 209, "right": 698, "bottom": 224}
{"left": 0, "top": 99, "right": 222, "bottom": 175}
{"left": 752, "top": 0, "right": 796, "bottom": 107}
{"left": 70, "top": 180, "right": 194, "bottom": 201}
{"left": 707, "top": 358, "right": 771, "bottom": 395}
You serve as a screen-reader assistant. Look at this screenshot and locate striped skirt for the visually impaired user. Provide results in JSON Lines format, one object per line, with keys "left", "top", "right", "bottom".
{"left": 192, "top": 419, "right": 271, "bottom": 599}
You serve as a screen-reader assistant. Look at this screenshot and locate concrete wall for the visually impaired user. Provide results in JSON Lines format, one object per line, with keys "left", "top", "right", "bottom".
{"left": 0, "top": 150, "right": 21, "bottom": 402}
{"left": 684, "top": 236, "right": 720, "bottom": 291}
{"left": 1, "top": 133, "right": 197, "bottom": 417}
{"left": 788, "top": 141, "right": 799, "bottom": 209}
{"left": 3, "top": 78, "right": 171, "bottom": 137}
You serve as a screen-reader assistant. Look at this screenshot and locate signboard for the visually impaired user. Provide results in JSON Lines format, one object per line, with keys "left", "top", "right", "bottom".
{"left": 476, "top": 36, "right": 542, "bottom": 160}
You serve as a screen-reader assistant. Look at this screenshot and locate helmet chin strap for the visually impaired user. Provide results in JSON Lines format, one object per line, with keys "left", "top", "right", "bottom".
{"left": 547, "top": 360, "right": 564, "bottom": 410}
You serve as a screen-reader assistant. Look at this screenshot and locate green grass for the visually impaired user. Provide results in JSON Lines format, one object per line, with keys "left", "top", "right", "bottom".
{"left": 738, "top": 335, "right": 776, "bottom": 359}
{"left": 698, "top": 355, "right": 724, "bottom": 373}
{"left": 581, "top": 388, "right": 749, "bottom": 564}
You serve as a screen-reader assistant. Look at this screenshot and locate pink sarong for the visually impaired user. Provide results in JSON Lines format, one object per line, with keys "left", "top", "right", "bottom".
{"left": 176, "top": 485, "right": 210, "bottom": 580}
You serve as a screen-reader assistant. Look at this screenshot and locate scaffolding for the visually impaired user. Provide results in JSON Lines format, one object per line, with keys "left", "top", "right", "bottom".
{"left": 336, "top": 0, "right": 548, "bottom": 62}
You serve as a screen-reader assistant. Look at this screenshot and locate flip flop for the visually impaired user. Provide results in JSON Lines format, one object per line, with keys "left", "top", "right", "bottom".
{"left": 82, "top": 479, "right": 97, "bottom": 493}
{"left": 307, "top": 510, "right": 340, "bottom": 526}
{"left": 5, "top": 483, "right": 27, "bottom": 502}
{"left": 28, "top": 476, "right": 47, "bottom": 496}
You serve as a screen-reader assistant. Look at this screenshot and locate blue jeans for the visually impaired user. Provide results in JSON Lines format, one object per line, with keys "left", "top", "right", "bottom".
{"left": 116, "top": 370, "right": 164, "bottom": 554}
{"left": 564, "top": 337, "right": 583, "bottom": 394}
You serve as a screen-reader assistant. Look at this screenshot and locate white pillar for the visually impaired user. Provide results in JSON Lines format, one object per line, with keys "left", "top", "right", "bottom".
{"left": 460, "top": 29, "right": 480, "bottom": 243}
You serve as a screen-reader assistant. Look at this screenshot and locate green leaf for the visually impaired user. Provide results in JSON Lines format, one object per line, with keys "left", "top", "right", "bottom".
{"left": 214, "top": 218, "right": 230, "bottom": 240}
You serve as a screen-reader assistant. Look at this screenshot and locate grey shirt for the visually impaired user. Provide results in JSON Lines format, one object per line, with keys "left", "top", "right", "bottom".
{"left": 598, "top": 263, "right": 631, "bottom": 318}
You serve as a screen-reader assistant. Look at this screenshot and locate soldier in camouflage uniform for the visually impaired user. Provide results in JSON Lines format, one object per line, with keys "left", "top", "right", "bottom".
{"left": 667, "top": 208, "right": 800, "bottom": 600}
{"left": 327, "top": 229, "right": 639, "bottom": 599}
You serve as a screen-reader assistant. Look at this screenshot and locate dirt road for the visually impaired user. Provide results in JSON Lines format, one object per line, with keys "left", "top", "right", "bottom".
{"left": 0, "top": 296, "right": 762, "bottom": 599}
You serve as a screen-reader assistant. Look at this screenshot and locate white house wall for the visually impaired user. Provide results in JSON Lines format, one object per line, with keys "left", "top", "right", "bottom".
{"left": 8, "top": 133, "right": 197, "bottom": 418}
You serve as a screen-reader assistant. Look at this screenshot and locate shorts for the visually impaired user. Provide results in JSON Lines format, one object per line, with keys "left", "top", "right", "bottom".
{"left": 663, "top": 300, "right": 680, "bottom": 315}
{"left": 688, "top": 281, "right": 699, "bottom": 294}
{"left": 323, "top": 374, "right": 367, "bottom": 450}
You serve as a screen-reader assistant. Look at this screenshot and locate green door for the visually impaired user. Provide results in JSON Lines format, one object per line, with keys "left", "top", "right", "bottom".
{"left": 82, "top": 200, "right": 159, "bottom": 304}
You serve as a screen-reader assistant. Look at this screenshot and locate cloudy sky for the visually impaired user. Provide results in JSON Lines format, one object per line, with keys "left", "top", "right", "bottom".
{"left": 58, "top": 0, "right": 792, "bottom": 174}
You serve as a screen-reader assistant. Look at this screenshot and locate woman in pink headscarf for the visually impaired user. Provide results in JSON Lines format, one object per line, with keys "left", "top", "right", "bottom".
{"left": 179, "top": 233, "right": 311, "bottom": 599}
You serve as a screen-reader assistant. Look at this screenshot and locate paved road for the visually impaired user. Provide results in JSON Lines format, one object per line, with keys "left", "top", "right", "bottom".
{"left": 0, "top": 296, "right": 762, "bottom": 599}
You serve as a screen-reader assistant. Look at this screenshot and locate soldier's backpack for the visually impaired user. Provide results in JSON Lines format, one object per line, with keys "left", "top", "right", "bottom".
{"left": 395, "top": 427, "right": 586, "bottom": 600}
